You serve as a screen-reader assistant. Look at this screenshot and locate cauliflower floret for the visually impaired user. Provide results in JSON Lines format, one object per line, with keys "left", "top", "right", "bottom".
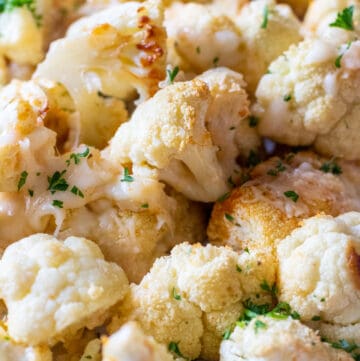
{"left": 207, "top": 152, "right": 360, "bottom": 270}
{"left": 303, "top": 0, "right": 360, "bottom": 43}
{"left": 35, "top": 0, "right": 166, "bottom": 148}
{"left": 165, "top": 3, "right": 243, "bottom": 74}
{"left": 233, "top": 0, "right": 302, "bottom": 94}
{"left": 220, "top": 317, "right": 353, "bottom": 361}
{"left": 277, "top": 212, "right": 360, "bottom": 325}
{"left": 106, "top": 68, "right": 258, "bottom": 202}
{"left": 110, "top": 243, "right": 274, "bottom": 361}
{"left": 0, "top": 234, "right": 129, "bottom": 346}
{"left": 254, "top": 37, "right": 360, "bottom": 159}
{"left": 102, "top": 322, "right": 175, "bottom": 361}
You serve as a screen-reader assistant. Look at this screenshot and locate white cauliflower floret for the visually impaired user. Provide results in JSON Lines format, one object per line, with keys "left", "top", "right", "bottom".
{"left": 106, "top": 68, "right": 258, "bottom": 202}
{"left": 277, "top": 212, "right": 360, "bottom": 325}
{"left": 110, "top": 243, "right": 274, "bottom": 361}
{"left": 220, "top": 317, "right": 353, "bottom": 361}
{"left": 233, "top": 0, "right": 302, "bottom": 94}
{"left": 0, "top": 234, "right": 129, "bottom": 346}
{"left": 254, "top": 37, "right": 360, "bottom": 159}
{"left": 165, "top": 3, "right": 243, "bottom": 74}
{"left": 0, "top": 6, "right": 43, "bottom": 65}
{"left": 303, "top": 0, "right": 360, "bottom": 43}
{"left": 102, "top": 322, "right": 175, "bottom": 361}
{"left": 35, "top": 0, "right": 166, "bottom": 148}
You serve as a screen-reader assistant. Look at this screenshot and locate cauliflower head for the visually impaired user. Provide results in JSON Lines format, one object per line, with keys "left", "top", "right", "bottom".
{"left": 106, "top": 68, "right": 258, "bottom": 202}
{"left": 233, "top": 0, "right": 302, "bottom": 94}
{"left": 0, "top": 234, "right": 129, "bottom": 346}
{"left": 102, "top": 322, "right": 174, "bottom": 361}
{"left": 110, "top": 242, "right": 275, "bottom": 360}
{"left": 254, "top": 37, "right": 360, "bottom": 159}
{"left": 277, "top": 212, "right": 360, "bottom": 325}
{"left": 35, "top": 0, "right": 167, "bottom": 148}
{"left": 207, "top": 152, "right": 360, "bottom": 271}
{"left": 220, "top": 317, "right": 353, "bottom": 361}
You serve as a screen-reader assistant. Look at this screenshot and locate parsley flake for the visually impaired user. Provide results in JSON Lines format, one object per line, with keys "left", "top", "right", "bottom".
{"left": 254, "top": 319, "right": 267, "bottom": 333}
{"left": 28, "top": 189, "right": 34, "bottom": 197}
{"left": 167, "top": 66, "right": 179, "bottom": 84}
{"left": 312, "top": 315, "right": 321, "bottom": 321}
{"left": 47, "top": 170, "right": 69, "bottom": 194}
{"left": 260, "top": 280, "right": 278, "bottom": 297}
{"left": 267, "top": 160, "right": 286, "bottom": 176}
{"left": 236, "top": 265, "right": 242, "bottom": 273}
{"left": 52, "top": 200, "right": 63, "bottom": 208}
{"left": 217, "top": 192, "right": 230, "bottom": 203}
{"left": 66, "top": 147, "right": 90, "bottom": 166}
{"left": 213, "top": 56, "right": 219, "bottom": 66}
{"left": 0, "top": 0, "right": 42, "bottom": 26}
{"left": 320, "top": 160, "right": 342, "bottom": 175}
{"left": 330, "top": 6, "right": 355, "bottom": 31}
{"left": 284, "top": 190, "right": 299, "bottom": 202}
{"left": 141, "top": 203, "right": 149, "bottom": 208}
{"left": 283, "top": 94, "right": 292, "bottom": 102}
{"left": 17, "top": 170, "right": 28, "bottom": 191}
{"left": 222, "top": 328, "right": 232, "bottom": 340}
{"left": 168, "top": 342, "right": 186, "bottom": 359}
{"left": 172, "top": 287, "right": 181, "bottom": 301}
{"left": 196, "top": 46, "right": 201, "bottom": 54}
{"left": 121, "top": 167, "right": 134, "bottom": 182}
{"left": 248, "top": 116, "right": 259, "bottom": 128}
{"left": 225, "top": 213, "right": 235, "bottom": 222}
{"left": 261, "top": 5, "right": 269, "bottom": 29}
{"left": 71, "top": 185, "right": 84, "bottom": 198}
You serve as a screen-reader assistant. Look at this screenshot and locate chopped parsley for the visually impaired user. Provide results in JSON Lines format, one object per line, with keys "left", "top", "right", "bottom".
{"left": 284, "top": 190, "right": 299, "bottom": 202}
{"left": 97, "top": 90, "right": 112, "bottom": 99}
{"left": 267, "top": 302, "right": 300, "bottom": 320}
{"left": 244, "top": 247, "right": 250, "bottom": 254}
{"left": 329, "top": 6, "right": 355, "bottom": 31}
{"left": 248, "top": 116, "right": 259, "bottom": 128}
{"left": 141, "top": 203, "right": 149, "bottom": 208}
{"left": 225, "top": 213, "right": 235, "bottom": 222}
{"left": 312, "top": 315, "right": 321, "bottom": 321}
{"left": 320, "top": 160, "right": 342, "bottom": 175}
{"left": 217, "top": 192, "right": 230, "bottom": 203}
{"left": 168, "top": 342, "right": 186, "bottom": 359}
{"left": 85, "top": 356, "right": 92, "bottom": 359}
{"left": 236, "top": 265, "right": 242, "bottom": 273}
{"left": 335, "top": 53, "right": 344, "bottom": 68}
{"left": 47, "top": 170, "right": 69, "bottom": 194}
{"left": 227, "top": 175, "right": 236, "bottom": 187}
{"left": 222, "top": 328, "right": 232, "bottom": 340}
{"left": 254, "top": 319, "right": 267, "bottom": 333}
{"left": 267, "top": 160, "right": 286, "bottom": 176}
{"left": 167, "top": 66, "right": 179, "bottom": 84}
{"left": 196, "top": 46, "right": 201, "bottom": 54}
{"left": 283, "top": 94, "right": 292, "bottom": 102}
{"left": 172, "top": 287, "right": 181, "bottom": 301}
{"left": 260, "top": 280, "right": 278, "bottom": 297}
{"left": 71, "top": 185, "right": 84, "bottom": 198}
{"left": 28, "top": 189, "right": 34, "bottom": 197}
{"left": 17, "top": 170, "right": 28, "bottom": 191}
{"left": 213, "top": 56, "right": 219, "bottom": 66}
{"left": 320, "top": 298, "right": 325, "bottom": 302}
{"left": 246, "top": 150, "right": 261, "bottom": 168}
{"left": 66, "top": 147, "right": 90, "bottom": 166}
{"left": 330, "top": 339, "right": 359, "bottom": 353}
{"left": 52, "top": 200, "right": 63, "bottom": 208}
{"left": 121, "top": 167, "right": 134, "bottom": 182}
{"left": 261, "top": 5, "right": 269, "bottom": 29}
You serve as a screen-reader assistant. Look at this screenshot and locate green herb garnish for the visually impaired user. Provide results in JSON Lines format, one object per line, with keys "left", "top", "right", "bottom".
{"left": 330, "top": 6, "right": 354, "bottom": 31}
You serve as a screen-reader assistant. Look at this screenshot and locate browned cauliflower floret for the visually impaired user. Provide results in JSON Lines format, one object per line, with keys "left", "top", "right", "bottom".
{"left": 208, "top": 152, "right": 360, "bottom": 268}
{"left": 277, "top": 212, "right": 360, "bottom": 325}
{"left": 35, "top": 0, "right": 167, "bottom": 148}
{"left": 110, "top": 243, "right": 274, "bottom": 361}
{"left": 254, "top": 36, "right": 360, "bottom": 159}
{"left": 102, "top": 322, "right": 175, "bottom": 361}
{"left": 233, "top": 0, "right": 302, "bottom": 94}
{"left": 0, "top": 234, "right": 129, "bottom": 346}
{"left": 106, "top": 68, "right": 259, "bottom": 202}
{"left": 220, "top": 317, "right": 353, "bottom": 361}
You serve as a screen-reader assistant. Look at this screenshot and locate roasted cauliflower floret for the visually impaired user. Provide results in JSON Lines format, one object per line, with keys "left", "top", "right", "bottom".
{"left": 110, "top": 243, "right": 274, "bottom": 361}
{"left": 107, "top": 68, "right": 258, "bottom": 202}
{"left": 277, "top": 212, "right": 360, "bottom": 325}
{"left": 0, "top": 234, "right": 129, "bottom": 346}
{"left": 208, "top": 152, "right": 360, "bottom": 268}
{"left": 165, "top": 3, "right": 243, "bottom": 74}
{"left": 220, "top": 317, "right": 353, "bottom": 361}
{"left": 35, "top": 0, "right": 166, "bottom": 148}
{"left": 254, "top": 37, "right": 360, "bottom": 159}
{"left": 233, "top": 0, "right": 302, "bottom": 94}
{"left": 102, "top": 322, "right": 174, "bottom": 361}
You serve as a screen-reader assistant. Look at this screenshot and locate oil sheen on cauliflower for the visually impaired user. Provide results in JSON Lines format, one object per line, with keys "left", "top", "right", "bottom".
{"left": 0, "top": 234, "right": 129, "bottom": 346}
{"left": 102, "top": 322, "right": 174, "bottom": 361}
{"left": 220, "top": 317, "right": 353, "bottom": 361}
{"left": 278, "top": 212, "right": 360, "bottom": 325}
{"left": 254, "top": 37, "right": 360, "bottom": 159}
{"left": 35, "top": 0, "right": 167, "bottom": 148}
{"left": 109, "top": 243, "right": 275, "bottom": 361}
{"left": 106, "top": 67, "right": 259, "bottom": 202}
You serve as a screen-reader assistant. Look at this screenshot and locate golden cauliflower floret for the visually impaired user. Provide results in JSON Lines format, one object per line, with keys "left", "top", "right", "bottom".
{"left": 207, "top": 152, "right": 360, "bottom": 269}
{"left": 35, "top": 0, "right": 166, "bottom": 148}
{"left": 277, "top": 212, "right": 360, "bottom": 325}
{"left": 0, "top": 233, "right": 129, "bottom": 346}
{"left": 234, "top": 0, "right": 302, "bottom": 94}
{"left": 255, "top": 37, "right": 360, "bottom": 159}
{"left": 107, "top": 68, "right": 257, "bottom": 202}
{"left": 220, "top": 317, "right": 353, "bottom": 361}
{"left": 102, "top": 322, "right": 174, "bottom": 361}
{"left": 165, "top": 3, "right": 243, "bottom": 74}
{"left": 0, "top": 6, "right": 43, "bottom": 66}
{"left": 110, "top": 243, "right": 274, "bottom": 361}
